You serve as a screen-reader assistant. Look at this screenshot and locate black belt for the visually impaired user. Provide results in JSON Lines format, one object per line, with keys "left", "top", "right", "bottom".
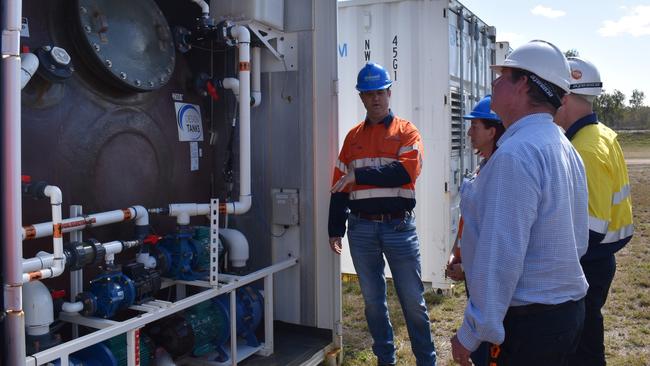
{"left": 507, "top": 299, "right": 576, "bottom": 317}
{"left": 353, "top": 211, "right": 409, "bottom": 222}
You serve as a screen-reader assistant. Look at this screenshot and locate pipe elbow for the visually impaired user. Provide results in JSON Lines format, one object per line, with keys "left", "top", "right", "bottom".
{"left": 20, "top": 52, "right": 39, "bottom": 90}
{"left": 220, "top": 228, "right": 249, "bottom": 268}
{"left": 131, "top": 205, "right": 149, "bottom": 226}
{"left": 223, "top": 77, "right": 240, "bottom": 96}
{"left": 230, "top": 25, "right": 250, "bottom": 43}
{"left": 191, "top": 0, "right": 209, "bottom": 17}
{"left": 251, "top": 92, "right": 262, "bottom": 107}
{"left": 226, "top": 196, "right": 252, "bottom": 215}
{"left": 61, "top": 301, "right": 84, "bottom": 313}
{"left": 44, "top": 185, "right": 62, "bottom": 205}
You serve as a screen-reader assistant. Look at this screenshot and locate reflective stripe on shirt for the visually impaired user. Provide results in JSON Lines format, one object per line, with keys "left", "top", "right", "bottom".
{"left": 350, "top": 157, "right": 398, "bottom": 168}
{"left": 349, "top": 187, "right": 415, "bottom": 200}
{"left": 612, "top": 184, "right": 630, "bottom": 205}
{"left": 589, "top": 215, "right": 608, "bottom": 234}
{"left": 602, "top": 223, "right": 634, "bottom": 244}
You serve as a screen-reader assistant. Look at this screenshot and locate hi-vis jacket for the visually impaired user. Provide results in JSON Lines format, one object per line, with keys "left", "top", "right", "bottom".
{"left": 566, "top": 113, "right": 634, "bottom": 261}
{"left": 328, "top": 112, "right": 423, "bottom": 237}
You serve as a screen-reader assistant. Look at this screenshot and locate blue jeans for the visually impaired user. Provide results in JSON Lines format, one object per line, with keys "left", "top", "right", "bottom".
{"left": 347, "top": 213, "right": 436, "bottom": 366}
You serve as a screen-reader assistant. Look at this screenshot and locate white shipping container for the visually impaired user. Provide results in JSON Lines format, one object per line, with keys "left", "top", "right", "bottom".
{"left": 337, "top": 0, "right": 496, "bottom": 289}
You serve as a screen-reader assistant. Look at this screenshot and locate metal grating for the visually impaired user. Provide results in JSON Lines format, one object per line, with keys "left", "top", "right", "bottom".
{"left": 450, "top": 88, "right": 463, "bottom": 153}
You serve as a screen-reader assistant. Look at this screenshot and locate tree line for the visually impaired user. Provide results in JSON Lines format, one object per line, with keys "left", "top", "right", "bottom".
{"left": 593, "top": 89, "right": 649, "bottom": 130}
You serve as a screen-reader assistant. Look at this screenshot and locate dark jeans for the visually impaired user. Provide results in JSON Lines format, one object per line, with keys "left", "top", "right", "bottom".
{"left": 568, "top": 254, "right": 617, "bottom": 366}
{"left": 489, "top": 298, "right": 585, "bottom": 366}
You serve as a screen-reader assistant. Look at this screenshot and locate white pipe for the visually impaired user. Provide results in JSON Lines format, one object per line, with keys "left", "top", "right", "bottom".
{"left": 132, "top": 205, "right": 149, "bottom": 226}
{"left": 22, "top": 251, "right": 54, "bottom": 273}
{"left": 22, "top": 240, "right": 126, "bottom": 283}
{"left": 168, "top": 203, "right": 210, "bottom": 225}
{"left": 2, "top": 0, "right": 27, "bottom": 362}
{"left": 251, "top": 46, "right": 262, "bottom": 107}
{"left": 226, "top": 25, "right": 252, "bottom": 215}
{"left": 222, "top": 77, "right": 240, "bottom": 99}
{"left": 23, "top": 281, "right": 54, "bottom": 336}
{"left": 61, "top": 301, "right": 84, "bottom": 313}
{"left": 220, "top": 228, "right": 249, "bottom": 268}
{"left": 23, "top": 205, "right": 148, "bottom": 240}
{"left": 137, "top": 252, "right": 158, "bottom": 269}
{"left": 46, "top": 185, "right": 65, "bottom": 279}
{"left": 190, "top": 0, "right": 209, "bottom": 17}
{"left": 103, "top": 240, "right": 124, "bottom": 265}
{"left": 20, "top": 52, "right": 38, "bottom": 89}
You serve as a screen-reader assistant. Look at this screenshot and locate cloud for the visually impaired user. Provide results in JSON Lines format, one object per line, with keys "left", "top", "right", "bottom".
{"left": 497, "top": 32, "right": 526, "bottom": 45}
{"left": 599, "top": 5, "right": 650, "bottom": 37}
{"left": 530, "top": 5, "right": 566, "bottom": 19}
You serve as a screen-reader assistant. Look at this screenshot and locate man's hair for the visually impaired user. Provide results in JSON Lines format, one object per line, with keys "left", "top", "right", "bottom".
{"left": 509, "top": 69, "right": 566, "bottom": 112}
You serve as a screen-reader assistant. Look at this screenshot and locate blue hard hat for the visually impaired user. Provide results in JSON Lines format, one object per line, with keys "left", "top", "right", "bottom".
{"left": 356, "top": 62, "right": 393, "bottom": 92}
{"left": 463, "top": 95, "right": 501, "bottom": 122}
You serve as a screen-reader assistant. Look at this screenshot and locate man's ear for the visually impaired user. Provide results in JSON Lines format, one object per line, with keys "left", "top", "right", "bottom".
{"left": 561, "top": 94, "right": 570, "bottom": 106}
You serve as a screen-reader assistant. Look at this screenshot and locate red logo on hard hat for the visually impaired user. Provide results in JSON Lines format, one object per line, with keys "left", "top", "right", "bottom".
{"left": 571, "top": 69, "right": 583, "bottom": 80}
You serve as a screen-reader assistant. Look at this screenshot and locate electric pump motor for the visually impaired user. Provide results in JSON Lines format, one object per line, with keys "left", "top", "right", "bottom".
{"left": 77, "top": 268, "right": 137, "bottom": 319}
{"left": 121, "top": 262, "right": 161, "bottom": 303}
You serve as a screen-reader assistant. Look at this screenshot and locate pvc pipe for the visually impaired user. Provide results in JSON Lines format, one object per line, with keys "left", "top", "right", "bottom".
{"left": 20, "top": 52, "right": 39, "bottom": 89}
{"left": 2, "top": 0, "right": 27, "bottom": 362}
{"left": 45, "top": 185, "right": 65, "bottom": 279}
{"left": 23, "top": 281, "right": 54, "bottom": 336}
{"left": 61, "top": 301, "right": 84, "bottom": 313}
{"left": 222, "top": 77, "right": 240, "bottom": 99}
{"left": 190, "top": 0, "right": 209, "bottom": 17}
{"left": 251, "top": 46, "right": 262, "bottom": 107}
{"left": 22, "top": 240, "right": 133, "bottom": 282}
{"left": 226, "top": 25, "right": 252, "bottom": 215}
{"left": 137, "top": 252, "right": 157, "bottom": 269}
{"left": 23, "top": 205, "right": 149, "bottom": 240}
{"left": 219, "top": 228, "right": 249, "bottom": 268}
{"left": 168, "top": 203, "right": 210, "bottom": 225}
{"left": 22, "top": 251, "right": 54, "bottom": 273}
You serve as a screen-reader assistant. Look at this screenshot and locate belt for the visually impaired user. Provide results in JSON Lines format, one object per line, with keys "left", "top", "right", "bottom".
{"left": 353, "top": 211, "right": 409, "bottom": 222}
{"left": 507, "top": 299, "right": 576, "bottom": 317}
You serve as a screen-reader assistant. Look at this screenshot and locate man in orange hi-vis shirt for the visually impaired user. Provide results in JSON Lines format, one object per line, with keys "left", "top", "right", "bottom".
{"left": 328, "top": 62, "right": 436, "bottom": 366}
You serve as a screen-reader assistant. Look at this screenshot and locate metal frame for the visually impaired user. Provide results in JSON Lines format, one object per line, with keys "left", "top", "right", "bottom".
{"left": 26, "top": 198, "right": 297, "bottom": 366}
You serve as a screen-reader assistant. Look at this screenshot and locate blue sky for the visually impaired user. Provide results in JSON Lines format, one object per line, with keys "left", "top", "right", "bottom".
{"left": 459, "top": 0, "right": 650, "bottom": 106}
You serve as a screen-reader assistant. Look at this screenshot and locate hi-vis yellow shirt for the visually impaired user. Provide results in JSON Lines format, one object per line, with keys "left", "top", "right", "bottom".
{"left": 567, "top": 114, "right": 633, "bottom": 260}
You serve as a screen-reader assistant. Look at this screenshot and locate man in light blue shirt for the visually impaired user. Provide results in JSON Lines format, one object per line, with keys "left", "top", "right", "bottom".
{"left": 450, "top": 40, "right": 589, "bottom": 366}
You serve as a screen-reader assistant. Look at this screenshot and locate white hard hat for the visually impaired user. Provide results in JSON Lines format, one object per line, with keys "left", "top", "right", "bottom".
{"left": 491, "top": 40, "right": 571, "bottom": 93}
{"left": 568, "top": 57, "right": 602, "bottom": 96}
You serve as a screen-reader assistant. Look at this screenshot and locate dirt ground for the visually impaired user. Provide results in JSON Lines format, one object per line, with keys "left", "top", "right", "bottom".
{"left": 340, "top": 159, "right": 650, "bottom": 365}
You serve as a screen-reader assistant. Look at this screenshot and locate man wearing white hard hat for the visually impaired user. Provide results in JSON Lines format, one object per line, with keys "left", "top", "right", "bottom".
{"left": 554, "top": 57, "right": 634, "bottom": 366}
{"left": 450, "top": 40, "right": 589, "bottom": 366}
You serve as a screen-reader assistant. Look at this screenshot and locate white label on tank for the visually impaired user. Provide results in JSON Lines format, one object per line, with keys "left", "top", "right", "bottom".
{"left": 190, "top": 141, "right": 199, "bottom": 171}
{"left": 175, "top": 102, "right": 204, "bottom": 142}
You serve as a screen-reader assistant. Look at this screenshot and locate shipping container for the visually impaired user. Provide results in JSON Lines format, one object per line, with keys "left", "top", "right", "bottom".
{"left": 2, "top": 0, "right": 341, "bottom": 365}
{"left": 337, "top": 0, "right": 497, "bottom": 289}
